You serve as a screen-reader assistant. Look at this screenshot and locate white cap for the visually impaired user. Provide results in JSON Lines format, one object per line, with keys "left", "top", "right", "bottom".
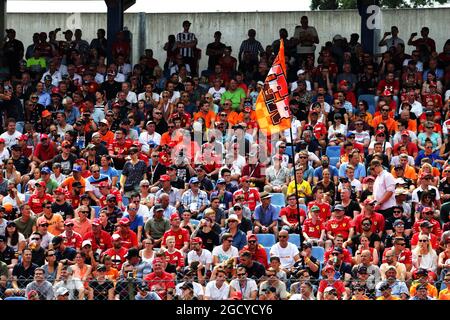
{"left": 297, "top": 69, "right": 305, "bottom": 76}
{"left": 82, "top": 240, "right": 92, "bottom": 247}
{"left": 56, "top": 287, "right": 69, "bottom": 296}
{"left": 227, "top": 214, "right": 241, "bottom": 223}
{"left": 112, "top": 234, "right": 121, "bottom": 240}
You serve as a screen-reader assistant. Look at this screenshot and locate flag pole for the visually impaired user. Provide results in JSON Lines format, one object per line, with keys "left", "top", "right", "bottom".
{"left": 289, "top": 126, "right": 303, "bottom": 246}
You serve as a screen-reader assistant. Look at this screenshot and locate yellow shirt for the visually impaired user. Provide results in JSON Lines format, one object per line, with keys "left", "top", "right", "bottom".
{"left": 409, "top": 282, "right": 438, "bottom": 299}
{"left": 287, "top": 180, "right": 312, "bottom": 198}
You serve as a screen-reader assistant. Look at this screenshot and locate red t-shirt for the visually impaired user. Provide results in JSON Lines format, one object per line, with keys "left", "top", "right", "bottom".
{"left": 233, "top": 188, "right": 260, "bottom": 211}
{"left": 108, "top": 139, "right": 134, "bottom": 156}
{"left": 353, "top": 213, "right": 385, "bottom": 234}
{"left": 83, "top": 231, "right": 113, "bottom": 253}
{"left": 28, "top": 193, "right": 54, "bottom": 214}
{"left": 144, "top": 272, "right": 175, "bottom": 299}
{"left": 324, "top": 246, "right": 353, "bottom": 264}
{"left": 326, "top": 216, "right": 354, "bottom": 239}
{"left": 412, "top": 219, "right": 442, "bottom": 238}
{"left": 33, "top": 142, "right": 57, "bottom": 162}
{"left": 393, "top": 142, "right": 419, "bottom": 156}
{"left": 313, "top": 122, "right": 327, "bottom": 140}
{"left": 307, "top": 201, "right": 331, "bottom": 221}
{"left": 102, "top": 247, "right": 128, "bottom": 270}
{"left": 61, "top": 231, "right": 83, "bottom": 250}
{"left": 377, "top": 79, "right": 400, "bottom": 93}
{"left": 99, "top": 188, "right": 122, "bottom": 208}
{"left": 318, "top": 279, "right": 346, "bottom": 299}
{"left": 164, "top": 250, "right": 185, "bottom": 268}
{"left": 162, "top": 228, "right": 190, "bottom": 250}
{"left": 114, "top": 230, "right": 138, "bottom": 249}
{"left": 279, "top": 206, "right": 306, "bottom": 225}
{"left": 302, "top": 218, "right": 326, "bottom": 239}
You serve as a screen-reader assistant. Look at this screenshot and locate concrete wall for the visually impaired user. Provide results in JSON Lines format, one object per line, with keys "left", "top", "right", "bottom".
{"left": 6, "top": 8, "right": 450, "bottom": 71}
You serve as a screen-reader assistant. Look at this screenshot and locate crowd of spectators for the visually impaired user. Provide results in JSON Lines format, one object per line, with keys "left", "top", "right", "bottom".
{"left": 0, "top": 15, "right": 450, "bottom": 300}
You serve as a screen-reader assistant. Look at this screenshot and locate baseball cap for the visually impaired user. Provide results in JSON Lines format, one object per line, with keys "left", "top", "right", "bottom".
{"left": 106, "top": 194, "right": 117, "bottom": 201}
{"left": 96, "top": 264, "right": 107, "bottom": 272}
{"left": 61, "top": 140, "right": 71, "bottom": 147}
{"left": 191, "top": 237, "right": 203, "bottom": 244}
{"left": 111, "top": 234, "right": 121, "bottom": 241}
{"left": 297, "top": 69, "right": 306, "bottom": 76}
{"left": 382, "top": 89, "right": 392, "bottom": 96}
{"left": 247, "top": 233, "right": 257, "bottom": 241}
{"left": 52, "top": 236, "right": 63, "bottom": 246}
{"left": 376, "top": 129, "right": 385, "bottom": 135}
{"left": 124, "top": 248, "right": 139, "bottom": 259}
{"left": 393, "top": 219, "right": 405, "bottom": 227}
{"left": 332, "top": 247, "right": 343, "bottom": 254}
{"left": 41, "top": 110, "right": 52, "bottom": 118}
{"left": 40, "top": 167, "right": 52, "bottom": 174}
{"left": 420, "top": 220, "right": 433, "bottom": 228}
{"left": 363, "top": 198, "right": 377, "bottom": 206}
{"left": 40, "top": 133, "right": 49, "bottom": 140}
{"left": 227, "top": 214, "right": 241, "bottom": 223}
{"left": 35, "top": 181, "right": 46, "bottom": 187}
{"left": 216, "top": 178, "right": 226, "bottom": 184}
{"left": 72, "top": 165, "right": 82, "bottom": 172}
{"left": 160, "top": 174, "right": 170, "bottom": 182}
{"left": 357, "top": 265, "right": 368, "bottom": 274}
{"left": 170, "top": 213, "right": 180, "bottom": 221}
{"left": 324, "top": 286, "right": 337, "bottom": 294}
{"left": 53, "top": 187, "right": 65, "bottom": 194}
{"left": 11, "top": 144, "right": 21, "bottom": 150}
{"left": 18, "top": 134, "right": 28, "bottom": 141}
{"left": 118, "top": 217, "right": 130, "bottom": 225}
{"left": 82, "top": 240, "right": 92, "bottom": 247}
{"left": 363, "top": 176, "right": 375, "bottom": 183}
{"left": 153, "top": 204, "right": 164, "bottom": 212}
{"left": 334, "top": 204, "right": 344, "bottom": 211}
{"left": 92, "top": 218, "right": 101, "bottom": 226}
{"left": 310, "top": 205, "right": 320, "bottom": 212}
{"left": 64, "top": 219, "right": 74, "bottom": 226}
{"left": 188, "top": 177, "right": 199, "bottom": 184}
{"left": 55, "top": 287, "right": 69, "bottom": 296}
{"left": 240, "top": 175, "right": 250, "bottom": 183}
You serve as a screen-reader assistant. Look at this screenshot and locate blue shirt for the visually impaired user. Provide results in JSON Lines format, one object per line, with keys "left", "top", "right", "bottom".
{"left": 254, "top": 204, "right": 279, "bottom": 226}
{"left": 38, "top": 92, "right": 51, "bottom": 106}
{"left": 100, "top": 167, "right": 120, "bottom": 180}
{"left": 339, "top": 162, "right": 366, "bottom": 179}
{"left": 66, "top": 107, "right": 80, "bottom": 125}
{"left": 222, "top": 228, "right": 247, "bottom": 250}
{"left": 314, "top": 165, "right": 339, "bottom": 180}
{"left": 123, "top": 213, "right": 145, "bottom": 233}
{"left": 414, "top": 150, "right": 441, "bottom": 167}
{"left": 375, "top": 280, "right": 409, "bottom": 297}
{"left": 210, "top": 190, "right": 234, "bottom": 210}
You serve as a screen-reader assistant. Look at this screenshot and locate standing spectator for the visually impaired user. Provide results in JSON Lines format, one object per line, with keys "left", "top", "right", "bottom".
{"left": 292, "top": 16, "right": 319, "bottom": 65}
{"left": 176, "top": 20, "right": 198, "bottom": 75}
{"left": 371, "top": 159, "right": 397, "bottom": 219}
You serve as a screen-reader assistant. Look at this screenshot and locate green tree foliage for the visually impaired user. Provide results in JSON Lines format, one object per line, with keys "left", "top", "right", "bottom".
{"left": 311, "top": 0, "right": 447, "bottom": 10}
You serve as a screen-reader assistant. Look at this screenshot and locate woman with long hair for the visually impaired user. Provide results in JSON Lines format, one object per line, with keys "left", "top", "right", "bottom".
{"left": 42, "top": 248, "right": 60, "bottom": 284}
{"left": 139, "top": 237, "right": 155, "bottom": 265}
{"left": 412, "top": 235, "right": 438, "bottom": 276}
{"left": 5, "top": 221, "right": 26, "bottom": 253}
{"left": 72, "top": 251, "right": 93, "bottom": 290}
{"left": 4, "top": 158, "right": 21, "bottom": 185}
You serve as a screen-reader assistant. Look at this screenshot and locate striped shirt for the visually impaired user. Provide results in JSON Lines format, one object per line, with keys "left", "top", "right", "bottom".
{"left": 176, "top": 31, "right": 197, "bottom": 57}
{"left": 238, "top": 39, "right": 264, "bottom": 60}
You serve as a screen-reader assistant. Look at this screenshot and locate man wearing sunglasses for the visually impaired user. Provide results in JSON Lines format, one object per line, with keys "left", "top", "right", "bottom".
{"left": 411, "top": 172, "right": 441, "bottom": 213}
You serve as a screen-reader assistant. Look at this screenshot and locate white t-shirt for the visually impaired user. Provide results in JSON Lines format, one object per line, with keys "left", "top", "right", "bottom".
{"left": 290, "top": 80, "right": 312, "bottom": 92}
{"left": 126, "top": 91, "right": 138, "bottom": 104}
{"left": 0, "top": 148, "right": 11, "bottom": 166}
{"left": 212, "top": 245, "right": 239, "bottom": 264}
{"left": 208, "top": 87, "right": 226, "bottom": 101}
{"left": 137, "top": 92, "right": 160, "bottom": 103}
{"left": 283, "top": 119, "right": 302, "bottom": 143}
{"left": 411, "top": 185, "right": 440, "bottom": 203}
{"left": 269, "top": 242, "right": 299, "bottom": 269}
{"left": 0, "top": 131, "right": 22, "bottom": 148}
{"left": 187, "top": 249, "right": 213, "bottom": 267}
{"left": 229, "top": 279, "right": 258, "bottom": 300}
{"left": 138, "top": 131, "right": 162, "bottom": 153}
{"left": 204, "top": 281, "right": 230, "bottom": 300}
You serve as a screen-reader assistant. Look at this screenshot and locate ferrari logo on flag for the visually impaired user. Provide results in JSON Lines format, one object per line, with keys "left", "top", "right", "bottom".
{"left": 255, "top": 39, "right": 291, "bottom": 134}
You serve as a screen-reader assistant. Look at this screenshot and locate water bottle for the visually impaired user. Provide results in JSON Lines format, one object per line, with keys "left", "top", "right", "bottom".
{"left": 77, "top": 135, "right": 85, "bottom": 149}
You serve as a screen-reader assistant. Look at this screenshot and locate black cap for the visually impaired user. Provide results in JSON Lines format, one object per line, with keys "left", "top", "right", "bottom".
{"left": 332, "top": 247, "right": 343, "bottom": 254}
{"left": 52, "top": 236, "right": 63, "bottom": 246}
{"left": 357, "top": 265, "right": 368, "bottom": 274}
{"left": 153, "top": 204, "right": 164, "bottom": 212}
{"left": 181, "top": 281, "right": 194, "bottom": 290}
{"left": 11, "top": 144, "right": 21, "bottom": 150}
{"left": 137, "top": 282, "right": 148, "bottom": 291}
{"left": 96, "top": 264, "right": 106, "bottom": 272}
{"left": 125, "top": 248, "right": 139, "bottom": 259}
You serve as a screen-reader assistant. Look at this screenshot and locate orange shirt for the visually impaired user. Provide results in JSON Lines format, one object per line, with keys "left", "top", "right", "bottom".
{"left": 160, "top": 130, "right": 183, "bottom": 146}
{"left": 409, "top": 282, "right": 438, "bottom": 298}
{"left": 42, "top": 213, "right": 64, "bottom": 236}
{"left": 193, "top": 110, "right": 216, "bottom": 128}
{"left": 225, "top": 111, "right": 241, "bottom": 126}
{"left": 98, "top": 130, "right": 115, "bottom": 146}
{"left": 73, "top": 218, "right": 93, "bottom": 238}
{"left": 438, "top": 288, "right": 450, "bottom": 300}
{"left": 61, "top": 176, "right": 87, "bottom": 195}
{"left": 372, "top": 116, "right": 398, "bottom": 132}
{"left": 391, "top": 165, "right": 418, "bottom": 180}
{"left": 105, "top": 267, "right": 120, "bottom": 282}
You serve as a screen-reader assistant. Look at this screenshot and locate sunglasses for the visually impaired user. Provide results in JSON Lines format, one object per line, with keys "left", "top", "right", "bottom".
{"left": 396, "top": 243, "right": 406, "bottom": 246}
{"left": 40, "top": 224, "right": 49, "bottom": 227}
{"left": 46, "top": 253, "right": 55, "bottom": 257}
{"left": 418, "top": 240, "right": 429, "bottom": 242}
{"left": 65, "top": 224, "right": 74, "bottom": 227}
{"left": 278, "top": 235, "right": 287, "bottom": 238}
{"left": 248, "top": 240, "right": 257, "bottom": 244}
{"left": 362, "top": 223, "right": 371, "bottom": 226}
{"left": 91, "top": 170, "right": 99, "bottom": 173}
{"left": 237, "top": 273, "right": 246, "bottom": 276}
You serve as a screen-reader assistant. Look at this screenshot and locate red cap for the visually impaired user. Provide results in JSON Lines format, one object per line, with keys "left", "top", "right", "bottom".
{"left": 18, "top": 134, "right": 28, "bottom": 141}
{"left": 422, "top": 207, "right": 433, "bottom": 214}
{"left": 240, "top": 175, "right": 250, "bottom": 183}
{"left": 53, "top": 187, "right": 65, "bottom": 194}
{"left": 160, "top": 174, "right": 170, "bottom": 182}
{"left": 92, "top": 218, "right": 101, "bottom": 226}
{"left": 76, "top": 158, "right": 87, "bottom": 164}
{"left": 363, "top": 176, "right": 375, "bottom": 183}
{"left": 64, "top": 219, "right": 74, "bottom": 226}
{"left": 376, "top": 130, "right": 385, "bottom": 136}
{"left": 98, "top": 181, "right": 110, "bottom": 188}
{"left": 40, "top": 134, "right": 49, "bottom": 140}
{"left": 35, "top": 181, "right": 46, "bottom": 187}
{"left": 230, "top": 291, "right": 243, "bottom": 300}
{"left": 401, "top": 130, "right": 409, "bottom": 136}
{"left": 247, "top": 233, "right": 257, "bottom": 241}
{"left": 152, "top": 258, "right": 163, "bottom": 265}
{"left": 363, "top": 198, "right": 377, "bottom": 205}
{"left": 170, "top": 213, "right": 180, "bottom": 221}
{"left": 118, "top": 217, "right": 130, "bottom": 225}
{"left": 0, "top": 138, "right": 5, "bottom": 143}
{"left": 61, "top": 140, "right": 71, "bottom": 147}
{"left": 42, "top": 110, "right": 52, "bottom": 118}
{"left": 322, "top": 264, "right": 335, "bottom": 274}
{"left": 338, "top": 80, "right": 348, "bottom": 87}
{"left": 191, "top": 237, "right": 203, "bottom": 244}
